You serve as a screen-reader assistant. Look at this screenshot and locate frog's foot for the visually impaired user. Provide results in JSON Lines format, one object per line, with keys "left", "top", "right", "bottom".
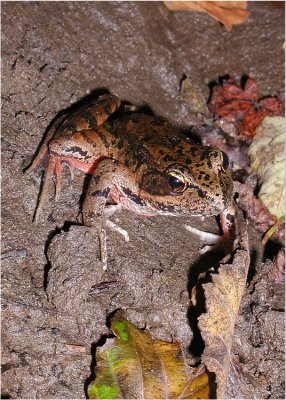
{"left": 33, "top": 156, "right": 63, "bottom": 222}
{"left": 98, "top": 226, "right": 108, "bottom": 271}
{"left": 63, "top": 162, "right": 75, "bottom": 182}
{"left": 91, "top": 220, "right": 129, "bottom": 272}
{"left": 26, "top": 114, "right": 75, "bottom": 222}
{"left": 184, "top": 225, "right": 231, "bottom": 254}
{"left": 103, "top": 204, "right": 130, "bottom": 242}
{"left": 84, "top": 204, "right": 129, "bottom": 270}
{"left": 106, "top": 220, "right": 129, "bottom": 242}
{"left": 97, "top": 219, "right": 129, "bottom": 271}
{"left": 185, "top": 204, "right": 236, "bottom": 255}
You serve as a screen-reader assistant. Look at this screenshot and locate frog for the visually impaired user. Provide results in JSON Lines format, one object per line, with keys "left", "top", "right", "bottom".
{"left": 27, "top": 94, "right": 235, "bottom": 270}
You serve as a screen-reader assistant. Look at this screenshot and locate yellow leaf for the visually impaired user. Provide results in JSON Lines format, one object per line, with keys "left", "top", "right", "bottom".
{"left": 198, "top": 219, "right": 250, "bottom": 398}
{"left": 248, "top": 116, "right": 285, "bottom": 221}
{"left": 88, "top": 311, "right": 212, "bottom": 399}
{"left": 179, "top": 367, "right": 213, "bottom": 399}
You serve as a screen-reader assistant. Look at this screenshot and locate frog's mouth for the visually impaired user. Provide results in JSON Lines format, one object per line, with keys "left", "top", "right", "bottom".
{"left": 139, "top": 187, "right": 233, "bottom": 217}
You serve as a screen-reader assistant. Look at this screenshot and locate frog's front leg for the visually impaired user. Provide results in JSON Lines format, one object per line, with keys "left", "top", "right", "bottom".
{"left": 83, "top": 159, "right": 140, "bottom": 270}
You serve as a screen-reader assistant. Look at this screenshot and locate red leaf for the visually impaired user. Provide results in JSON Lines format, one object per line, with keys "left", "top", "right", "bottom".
{"left": 208, "top": 78, "right": 283, "bottom": 139}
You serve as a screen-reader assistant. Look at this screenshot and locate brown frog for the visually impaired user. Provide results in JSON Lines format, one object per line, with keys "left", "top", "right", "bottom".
{"left": 27, "top": 94, "right": 235, "bottom": 269}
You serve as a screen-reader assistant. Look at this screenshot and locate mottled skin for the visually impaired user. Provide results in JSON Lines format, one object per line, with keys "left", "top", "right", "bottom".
{"left": 27, "top": 94, "right": 234, "bottom": 269}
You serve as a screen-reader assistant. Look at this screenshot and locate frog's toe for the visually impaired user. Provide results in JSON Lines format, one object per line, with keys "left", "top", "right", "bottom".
{"left": 184, "top": 225, "right": 219, "bottom": 243}
{"left": 184, "top": 225, "right": 233, "bottom": 254}
{"left": 106, "top": 219, "right": 129, "bottom": 242}
{"left": 63, "top": 162, "right": 75, "bottom": 181}
{"left": 104, "top": 204, "right": 122, "bottom": 218}
{"left": 54, "top": 159, "right": 62, "bottom": 201}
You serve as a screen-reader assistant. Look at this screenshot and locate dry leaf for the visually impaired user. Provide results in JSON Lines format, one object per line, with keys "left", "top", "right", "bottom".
{"left": 238, "top": 182, "right": 284, "bottom": 241}
{"left": 179, "top": 366, "right": 213, "bottom": 399}
{"left": 248, "top": 116, "right": 285, "bottom": 222}
{"left": 163, "top": 1, "right": 250, "bottom": 31}
{"left": 208, "top": 78, "right": 283, "bottom": 140}
{"left": 266, "top": 249, "right": 285, "bottom": 284}
{"left": 88, "top": 311, "right": 211, "bottom": 399}
{"left": 198, "top": 218, "right": 250, "bottom": 398}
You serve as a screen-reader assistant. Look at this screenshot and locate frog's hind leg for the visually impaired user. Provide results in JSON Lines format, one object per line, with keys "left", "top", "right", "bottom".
{"left": 34, "top": 156, "right": 56, "bottom": 222}
{"left": 34, "top": 156, "right": 64, "bottom": 222}
{"left": 25, "top": 114, "right": 67, "bottom": 174}
{"left": 26, "top": 115, "right": 67, "bottom": 221}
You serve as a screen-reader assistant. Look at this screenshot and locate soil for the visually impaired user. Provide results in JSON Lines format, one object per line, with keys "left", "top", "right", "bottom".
{"left": 1, "top": 2, "right": 284, "bottom": 399}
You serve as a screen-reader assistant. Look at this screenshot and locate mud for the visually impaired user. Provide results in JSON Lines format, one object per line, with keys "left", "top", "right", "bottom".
{"left": 1, "top": 2, "right": 284, "bottom": 399}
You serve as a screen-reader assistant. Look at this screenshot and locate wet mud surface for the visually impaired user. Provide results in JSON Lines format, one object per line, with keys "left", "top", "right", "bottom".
{"left": 1, "top": 2, "right": 284, "bottom": 398}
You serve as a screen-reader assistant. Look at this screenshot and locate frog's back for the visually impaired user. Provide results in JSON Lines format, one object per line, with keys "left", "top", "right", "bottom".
{"left": 109, "top": 113, "right": 190, "bottom": 172}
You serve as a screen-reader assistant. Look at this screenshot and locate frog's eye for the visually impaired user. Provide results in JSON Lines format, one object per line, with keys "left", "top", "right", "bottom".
{"left": 168, "top": 173, "right": 186, "bottom": 192}
{"left": 221, "top": 151, "right": 229, "bottom": 169}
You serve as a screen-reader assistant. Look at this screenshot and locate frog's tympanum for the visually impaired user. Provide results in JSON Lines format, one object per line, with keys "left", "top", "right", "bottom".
{"left": 27, "top": 94, "right": 234, "bottom": 269}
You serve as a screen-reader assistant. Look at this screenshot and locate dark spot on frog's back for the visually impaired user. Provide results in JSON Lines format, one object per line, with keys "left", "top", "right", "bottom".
{"left": 80, "top": 110, "right": 97, "bottom": 129}
{"left": 141, "top": 134, "right": 153, "bottom": 142}
{"left": 103, "top": 102, "right": 113, "bottom": 115}
{"left": 189, "top": 147, "right": 198, "bottom": 157}
{"left": 116, "top": 140, "right": 124, "bottom": 150}
{"left": 163, "top": 154, "right": 175, "bottom": 163}
{"left": 174, "top": 147, "right": 183, "bottom": 156}
{"left": 64, "top": 123, "right": 78, "bottom": 134}
{"left": 130, "top": 115, "right": 141, "bottom": 124}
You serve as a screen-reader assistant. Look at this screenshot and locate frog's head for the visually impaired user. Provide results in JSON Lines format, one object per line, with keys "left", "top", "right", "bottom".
{"left": 140, "top": 146, "right": 233, "bottom": 216}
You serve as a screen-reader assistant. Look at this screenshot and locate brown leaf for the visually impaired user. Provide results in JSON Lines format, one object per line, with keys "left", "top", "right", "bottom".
{"left": 208, "top": 78, "right": 283, "bottom": 140}
{"left": 238, "top": 182, "right": 285, "bottom": 244}
{"left": 198, "top": 217, "right": 250, "bottom": 398}
{"left": 164, "top": 1, "right": 250, "bottom": 31}
{"left": 267, "top": 249, "right": 285, "bottom": 284}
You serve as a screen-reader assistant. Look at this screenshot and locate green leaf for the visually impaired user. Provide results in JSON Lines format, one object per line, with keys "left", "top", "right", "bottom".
{"left": 88, "top": 311, "right": 211, "bottom": 399}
